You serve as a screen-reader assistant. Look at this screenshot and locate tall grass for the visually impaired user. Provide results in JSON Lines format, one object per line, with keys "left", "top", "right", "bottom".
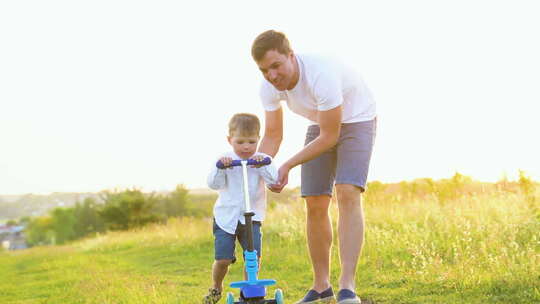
{"left": 1, "top": 176, "right": 538, "bottom": 303}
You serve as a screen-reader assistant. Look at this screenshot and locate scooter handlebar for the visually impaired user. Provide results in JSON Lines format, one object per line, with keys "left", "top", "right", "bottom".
{"left": 216, "top": 157, "right": 271, "bottom": 169}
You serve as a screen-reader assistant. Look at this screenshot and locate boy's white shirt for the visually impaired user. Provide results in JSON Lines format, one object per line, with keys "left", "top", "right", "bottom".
{"left": 207, "top": 151, "right": 278, "bottom": 234}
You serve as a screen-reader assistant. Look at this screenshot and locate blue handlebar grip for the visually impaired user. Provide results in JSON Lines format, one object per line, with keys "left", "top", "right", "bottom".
{"left": 216, "top": 157, "right": 271, "bottom": 169}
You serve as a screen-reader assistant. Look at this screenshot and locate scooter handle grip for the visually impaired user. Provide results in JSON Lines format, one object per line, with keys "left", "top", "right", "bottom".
{"left": 216, "top": 157, "right": 271, "bottom": 169}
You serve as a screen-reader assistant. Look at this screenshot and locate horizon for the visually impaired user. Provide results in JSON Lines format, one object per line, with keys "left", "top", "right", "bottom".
{"left": 0, "top": 169, "right": 534, "bottom": 196}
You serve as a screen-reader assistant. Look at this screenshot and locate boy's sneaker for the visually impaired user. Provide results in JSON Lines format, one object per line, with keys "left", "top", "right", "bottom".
{"left": 295, "top": 287, "right": 335, "bottom": 304}
{"left": 337, "top": 289, "right": 361, "bottom": 304}
{"left": 203, "top": 288, "right": 221, "bottom": 304}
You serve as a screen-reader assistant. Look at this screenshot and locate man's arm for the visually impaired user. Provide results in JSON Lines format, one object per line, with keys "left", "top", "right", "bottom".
{"left": 284, "top": 105, "right": 341, "bottom": 169}
{"left": 257, "top": 108, "right": 283, "bottom": 158}
{"left": 270, "top": 106, "right": 341, "bottom": 192}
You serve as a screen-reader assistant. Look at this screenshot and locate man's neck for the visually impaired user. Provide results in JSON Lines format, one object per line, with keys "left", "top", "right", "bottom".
{"left": 287, "top": 55, "right": 300, "bottom": 90}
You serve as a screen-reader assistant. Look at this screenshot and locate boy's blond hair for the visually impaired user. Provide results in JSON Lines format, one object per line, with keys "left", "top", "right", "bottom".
{"left": 228, "top": 113, "right": 260, "bottom": 137}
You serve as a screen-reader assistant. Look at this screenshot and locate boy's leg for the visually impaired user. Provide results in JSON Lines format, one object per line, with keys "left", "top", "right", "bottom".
{"left": 205, "top": 219, "right": 236, "bottom": 303}
{"left": 237, "top": 221, "right": 263, "bottom": 280}
{"left": 204, "top": 260, "right": 231, "bottom": 304}
{"left": 212, "top": 259, "right": 234, "bottom": 290}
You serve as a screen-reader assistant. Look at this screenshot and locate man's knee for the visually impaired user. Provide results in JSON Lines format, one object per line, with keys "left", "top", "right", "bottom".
{"left": 335, "top": 184, "right": 362, "bottom": 206}
{"left": 305, "top": 195, "right": 331, "bottom": 218}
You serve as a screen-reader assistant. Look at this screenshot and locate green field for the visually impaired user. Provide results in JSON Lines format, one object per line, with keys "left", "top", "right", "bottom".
{"left": 1, "top": 182, "right": 539, "bottom": 303}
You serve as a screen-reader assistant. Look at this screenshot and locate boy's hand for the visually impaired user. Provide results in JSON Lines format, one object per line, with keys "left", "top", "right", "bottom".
{"left": 219, "top": 157, "right": 233, "bottom": 169}
{"left": 249, "top": 155, "right": 265, "bottom": 168}
{"left": 268, "top": 162, "right": 290, "bottom": 193}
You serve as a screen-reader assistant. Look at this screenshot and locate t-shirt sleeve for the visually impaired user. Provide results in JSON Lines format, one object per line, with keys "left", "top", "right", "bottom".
{"left": 259, "top": 81, "right": 282, "bottom": 111}
{"left": 310, "top": 64, "right": 343, "bottom": 111}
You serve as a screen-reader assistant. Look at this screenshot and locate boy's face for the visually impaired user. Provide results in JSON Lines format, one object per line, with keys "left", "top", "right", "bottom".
{"left": 228, "top": 134, "right": 259, "bottom": 160}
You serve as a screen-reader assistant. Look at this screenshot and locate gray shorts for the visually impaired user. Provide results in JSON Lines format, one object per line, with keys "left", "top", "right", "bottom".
{"left": 301, "top": 118, "right": 377, "bottom": 197}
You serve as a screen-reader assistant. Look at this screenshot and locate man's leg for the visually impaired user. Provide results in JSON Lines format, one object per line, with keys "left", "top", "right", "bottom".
{"left": 305, "top": 194, "right": 333, "bottom": 292}
{"left": 333, "top": 120, "right": 375, "bottom": 296}
{"left": 300, "top": 124, "right": 337, "bottom": 301}
{"left": 335, "top": 184, "right": 364, "bottom": 292}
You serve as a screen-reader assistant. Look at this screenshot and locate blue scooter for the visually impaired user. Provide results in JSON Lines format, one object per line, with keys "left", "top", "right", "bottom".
{"left": 216, "top": 158, "right": 284, "bottom": 304}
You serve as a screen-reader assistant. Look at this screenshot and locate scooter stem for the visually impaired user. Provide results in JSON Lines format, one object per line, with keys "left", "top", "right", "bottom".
{"left": 241, "top": 161, "right": 252, "bottom": 212}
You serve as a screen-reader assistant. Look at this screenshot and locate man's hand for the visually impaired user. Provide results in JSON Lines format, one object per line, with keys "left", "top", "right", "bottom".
{"left": 219, "top": 157, "right": 233, "bottom": 169}
{"left": 268, "top": 163, "right": 291, "bottom": 193}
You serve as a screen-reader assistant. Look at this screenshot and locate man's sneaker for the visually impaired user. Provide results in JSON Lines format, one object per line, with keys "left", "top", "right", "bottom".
{"left": 295, "top": 287, "right": 335, "bottom": 304}
{"left": 203, "top": 288, "right": 222, "bottom": 304}
{"left": 319, "top": 287, "right": 336, "bottom": 303}
{"left": 337, "top": 289, "right": 361, "bottom": 304}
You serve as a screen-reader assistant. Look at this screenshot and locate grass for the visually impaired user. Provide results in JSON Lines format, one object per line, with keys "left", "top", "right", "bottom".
{"left": 1, "top": 185, "right": 539, "bottom": 303}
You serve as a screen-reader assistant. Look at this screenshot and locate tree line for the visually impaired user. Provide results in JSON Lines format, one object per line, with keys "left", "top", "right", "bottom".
{"left": 10, "top": 171, "right": 537, "bottom": 247}
{"left": 21, "top": 185, "right": 203, "bottom": 246}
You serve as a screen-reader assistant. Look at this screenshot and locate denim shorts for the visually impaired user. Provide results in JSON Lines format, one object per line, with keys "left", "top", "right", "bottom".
{"left": 213, "top": 219, "right": 262, "bottom": 263}
{"left": 301, "top": 118, "right": 377, "bottom": 197}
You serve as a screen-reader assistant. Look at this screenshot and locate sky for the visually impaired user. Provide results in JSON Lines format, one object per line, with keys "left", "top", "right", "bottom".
{"left": 1, "top": 1, "right": 539, "bottom": 195}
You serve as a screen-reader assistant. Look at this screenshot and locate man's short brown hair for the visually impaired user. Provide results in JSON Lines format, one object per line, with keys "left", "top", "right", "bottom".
{"left": 228, "top": 113, "right": 260, "bottom": 137}
{"left": 251, "top": 30, "right": 292, "bottom": 62}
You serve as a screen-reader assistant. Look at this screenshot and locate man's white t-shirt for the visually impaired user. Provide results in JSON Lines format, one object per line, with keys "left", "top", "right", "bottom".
{"left": 260, "top": 54, "right": 376, "bottom": 124}
{"left": 207, "top": 152, "right": 278, "bottom": 234}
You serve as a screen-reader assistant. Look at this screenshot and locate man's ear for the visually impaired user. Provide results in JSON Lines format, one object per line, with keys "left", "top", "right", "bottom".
{"left": 227, "top": 136, "right": 232, "bottom": 144}
{"left": 288, "top": 50, "right": 295, "bottom": 59}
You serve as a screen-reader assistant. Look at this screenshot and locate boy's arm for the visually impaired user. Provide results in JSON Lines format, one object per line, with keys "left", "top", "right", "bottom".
{"left": 207, "top": 164, "right": 227, "bottom": 190}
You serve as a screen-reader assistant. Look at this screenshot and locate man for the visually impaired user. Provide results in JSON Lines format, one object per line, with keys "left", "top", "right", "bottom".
{"left": 252, "top": 30, "right": 377, "bottom": 304}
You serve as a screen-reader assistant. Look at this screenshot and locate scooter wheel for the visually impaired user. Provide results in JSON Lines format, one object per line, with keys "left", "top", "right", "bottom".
{"left": 274, "top": 289, "right": 284, "bottom": 304}
{"left": 226, "top": 292, "right": 235, "bottom": 304}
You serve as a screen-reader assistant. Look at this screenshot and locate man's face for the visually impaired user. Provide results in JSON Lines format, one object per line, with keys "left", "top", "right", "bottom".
{"left": 256, "top": 49, "right": 297, "bottom": 91}
{"left": 228, "top": 134, "right": 259, "bottom": 160}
